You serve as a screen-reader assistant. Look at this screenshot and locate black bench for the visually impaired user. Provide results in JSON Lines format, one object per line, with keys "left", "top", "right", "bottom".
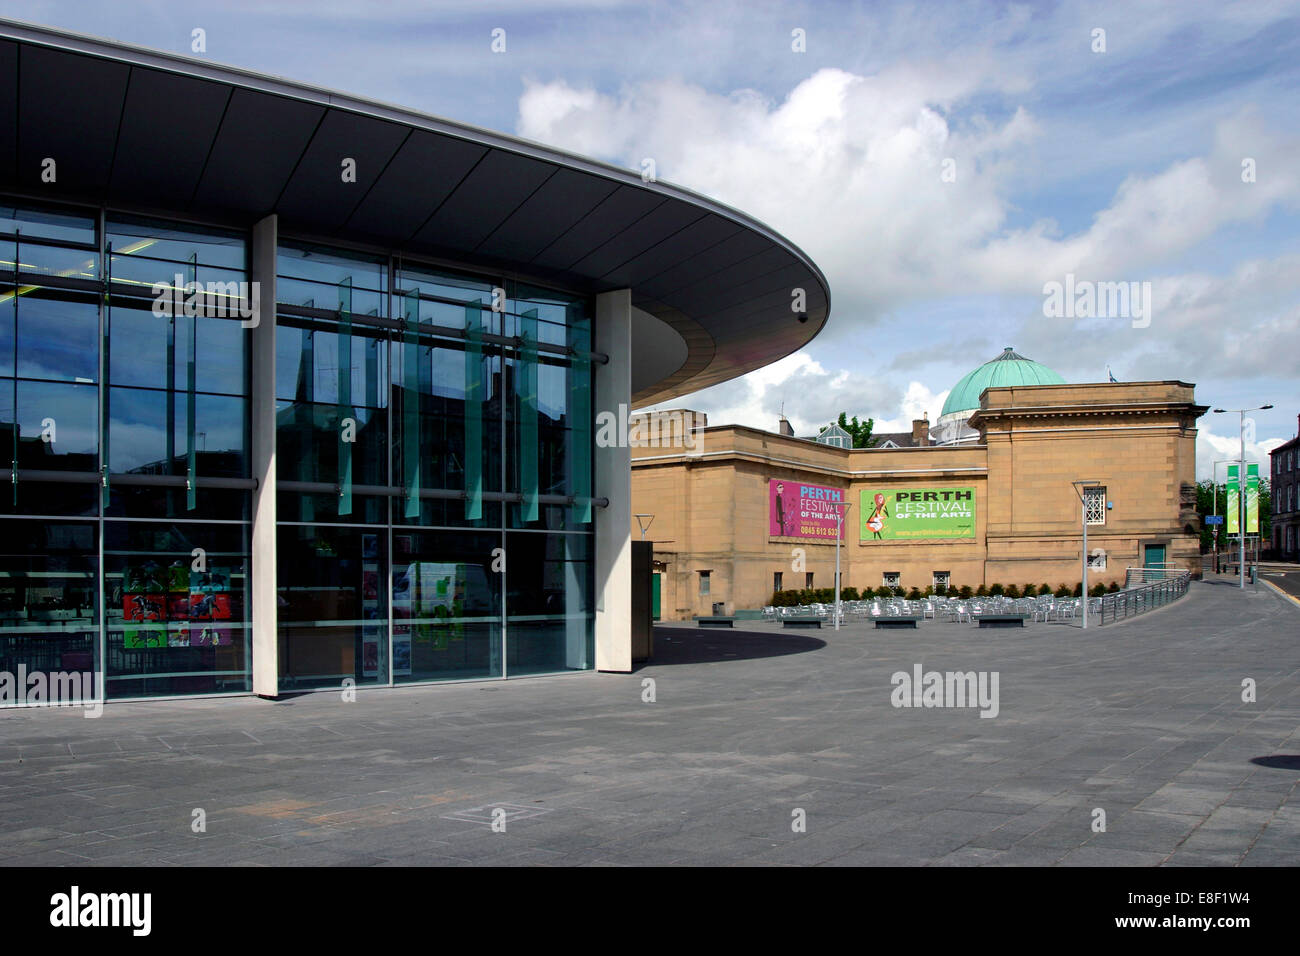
{"left": 782, "top": 618, "right": 822, "bottom": 629}
{"left": 977, "top": 614, "right": 1027, "bottom": 628}
{"left": 874, "top": 616, "right": 921, "bottom": 629}
{"left": 697, "top": 617, "right": 733, "bottom": 628}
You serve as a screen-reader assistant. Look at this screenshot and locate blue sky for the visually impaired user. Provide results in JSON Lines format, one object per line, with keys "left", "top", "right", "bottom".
{"left": 7, "top": 0, "right": 1298, "bottom": 475}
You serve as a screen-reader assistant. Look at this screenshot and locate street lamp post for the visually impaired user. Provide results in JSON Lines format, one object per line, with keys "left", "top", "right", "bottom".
{"left": 634, "top": 514, "right": 654, "bottom": 540}
{"left": 1072, "top": 480, "right": 1102, "bottom": 629}
{"left": 1212, "top": 405, "right": 1273, "bottom": 589}
{"left": 834, "top": 501, "right": 853, "bottom": 631}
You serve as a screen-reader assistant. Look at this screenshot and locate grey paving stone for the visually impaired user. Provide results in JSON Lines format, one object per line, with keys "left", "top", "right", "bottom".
{"left": 1, "top": 580, "right": 1297, "bottom": 866}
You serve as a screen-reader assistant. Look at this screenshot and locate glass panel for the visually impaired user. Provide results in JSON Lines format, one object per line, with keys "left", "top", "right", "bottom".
{"left": 277, "top": 278, "right": 385, "bottom": 319}
{"left": 106, "top": 218, "right": 246, "bottom": 270}
{"left": 507, "top": 280, "right": 591, "bottom": 329}
{"left": 0, "top": 519, "right": 98, "bottom": 705}
{"left": 15, "top": 244, "right": 99, "bottom": 281}
{"left": 277, "top": 524, "right": 388, "bottom": 689}
{"left": 103, "top": 521, "right": 250, "bottom": 698}
{"left": 106, "top": 487, "right": 250, "bottom": 521}
{"left": 277, "top": 244, "right": 386, "bottom": 319}
{"left": 15, "top": 288, "right": 98, "bottom": 383}
{"left": 0, "top": 281, "right": 12, "bottom": 380}
{"left": 390, "top": 330, "right": 503, "bottom": 507}
{"left": 508, "top": 342, "right": 588, "bottom": 526}
{"left": 275, "top": 402, "right": 386, "bottom": 486}
{"left": 392, "top": 529, "right": 502, "bottom": 682}
{"left": 276, "top": 493, "right": 386, "bottom": 526}
{"left": 278, "top": 244, "right": 387, "bottom": 294}
{"left": 568, "top": 310, "right": 592, "bottom": 524}
{"left": 398, "top": 263, "right": 496, "bottom": 320}
{"left": 108, "top": 388, "right": 247, "bottom": 477}
{"left": 516, "top": 309, "right": 539, "bottom": 523}
{"left": 505, "top": 531, "right": 593, "bottom": 676}
{"left": 274, "top": 322, "right": 386, "bottom": 409}
{"left": 107, "top": 255, "right": 242, "bottom": 293}
{"left": 0, "top": 204, "right": 96, "bottom": 244}
{"left": 397, "top": 497, "right": 500, "bottom": 529}
{"left": 8, "top": 380, "right": 97, "bottom": 471}
{"left": 2, "top": 480, "right": 98, "bottom": 517}
{"left": 109, "top": 303, "right": 247, "bottom": 396}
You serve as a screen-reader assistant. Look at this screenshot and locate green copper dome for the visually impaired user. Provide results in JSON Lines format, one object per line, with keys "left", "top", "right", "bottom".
{"left": 940, "top": 347, "right": 1066, "bottom": 418}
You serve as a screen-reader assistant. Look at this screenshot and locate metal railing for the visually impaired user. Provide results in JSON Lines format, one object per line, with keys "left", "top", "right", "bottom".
{"left": 1123, "top": 564, "right": 1181, "bottom": 588}
{"left": 1098, "top": 570, "right": 1191, "bottom": 625}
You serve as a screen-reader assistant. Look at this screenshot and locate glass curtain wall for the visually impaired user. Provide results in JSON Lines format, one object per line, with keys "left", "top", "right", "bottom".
{"left": 1, "top": 201, "right": 253, "bottom": 701}
{"left": 275, "top": 242, "right": 594, "bottom": 689}
{"left": 1, "top": 197, "right": 595, "bottom": 704}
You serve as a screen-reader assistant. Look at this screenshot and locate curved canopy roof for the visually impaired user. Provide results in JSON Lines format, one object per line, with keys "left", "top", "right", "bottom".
{"left": 0, "top": 18, "right": 829, "bottom": 407}
{"left": 940, "top": 347, "right": 1066, "bottom": 418}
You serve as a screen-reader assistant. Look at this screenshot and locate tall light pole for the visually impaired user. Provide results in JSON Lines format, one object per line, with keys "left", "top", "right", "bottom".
{"left": 1212, "top": 405, "right": 1273, "bottom": 588}
{"left": 1072, "top": 480, "right": 1102, "bottom": 629}
{"left": 834, "top": 501, "right": 853, "bottom": 631}
{"left": 634, "top": 514, "right": 654, "bottom": 540}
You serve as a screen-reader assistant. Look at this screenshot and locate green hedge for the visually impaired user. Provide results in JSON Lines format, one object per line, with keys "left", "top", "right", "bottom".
{"left": 767, "top": 579, "right": 1118, "bottom": 607}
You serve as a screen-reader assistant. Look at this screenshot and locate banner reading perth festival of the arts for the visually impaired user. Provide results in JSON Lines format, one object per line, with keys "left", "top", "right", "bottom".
{"left": 860, "top": 487, "right": 977, "bottom": 541}
{"left": 769, "top": 480, "right": 845, "bottom": 539}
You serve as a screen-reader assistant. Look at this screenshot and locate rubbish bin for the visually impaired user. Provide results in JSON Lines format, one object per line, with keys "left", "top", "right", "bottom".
{"left": 1250, "top": 565, "right": 1257, "bottom": 584}
{"left": 712, "top": 602, "right": 726, "bottom": 616}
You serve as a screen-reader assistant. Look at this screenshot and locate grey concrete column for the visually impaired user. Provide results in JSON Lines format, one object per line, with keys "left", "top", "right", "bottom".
{"left": 250, "top": 214, "right": 279, "bottom": 697}
{"left": 594, "top": 288, "right": 632, "bottom": 672}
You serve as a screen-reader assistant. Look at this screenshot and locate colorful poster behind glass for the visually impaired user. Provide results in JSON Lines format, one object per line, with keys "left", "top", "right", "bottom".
{"left": 860, "top": 487, "right": 976, "bottom": 540}
{"left": 122, "top": 560, "right": 235, "bottom": 648}
{"left": 768, "top": 481, "right": 846, "bottom": 539}
{"left": 1227, "top": 465, "right": 1239, "bottom": 535}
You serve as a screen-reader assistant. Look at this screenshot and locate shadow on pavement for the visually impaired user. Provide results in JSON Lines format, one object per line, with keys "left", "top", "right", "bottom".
{"left": 639, "top": 627, "right": 826, "bottom": 669}
{"left": 1250, "top": 755, "right": 1300, "bottom": 772}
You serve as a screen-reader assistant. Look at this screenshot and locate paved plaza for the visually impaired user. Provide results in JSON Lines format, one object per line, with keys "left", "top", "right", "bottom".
{"left": 2, "top": 578, "right": 1297, "bottom": 866}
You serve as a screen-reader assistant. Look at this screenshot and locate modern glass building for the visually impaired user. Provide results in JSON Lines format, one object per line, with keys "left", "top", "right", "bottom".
{"left": 0, "top": 19, "right": 829, "bottom": 703}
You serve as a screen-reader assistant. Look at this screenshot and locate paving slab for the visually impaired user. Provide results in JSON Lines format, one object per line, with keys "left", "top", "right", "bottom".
{"left": 2, "top": 579, "right": 1298, "bottom": 866}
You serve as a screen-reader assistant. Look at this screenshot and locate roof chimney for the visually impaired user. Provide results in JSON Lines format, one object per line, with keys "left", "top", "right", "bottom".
{"left": 778, "top": 416, "right": 794, "bottom": 437}
{"left": 912, "top": 413, "right": 930, "bottom": 447}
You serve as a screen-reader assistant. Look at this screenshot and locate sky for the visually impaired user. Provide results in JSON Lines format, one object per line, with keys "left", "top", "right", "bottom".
{"left": 7, "top": 0, "right": 1298, "bottom": 479}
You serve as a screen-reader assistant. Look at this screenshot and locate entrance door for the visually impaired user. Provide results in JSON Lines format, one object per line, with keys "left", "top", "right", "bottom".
{"left": 652, "top": 573, "right": 661, "bottom": 621}
{"left": 1143, "top": 544, "right": 1166, "bottom": 570}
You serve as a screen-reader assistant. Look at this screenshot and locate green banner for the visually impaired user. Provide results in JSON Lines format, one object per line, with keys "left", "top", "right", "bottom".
{"left": 861, "top": 487, "right": 976, "bottom": 540}
{"left": 1246, "top": 463, "right": 1259, "bottom": 534}
{"left": 1227, "top": 465, "right": 1239, "bottom": 535}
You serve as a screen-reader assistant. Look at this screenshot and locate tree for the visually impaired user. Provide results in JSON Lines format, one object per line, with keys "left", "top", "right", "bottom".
{"left": 1197, "top": 478, "right": 1271, "bottom": 553}
{"left": 834, "top": 412, "right": 876, "bottom": 448}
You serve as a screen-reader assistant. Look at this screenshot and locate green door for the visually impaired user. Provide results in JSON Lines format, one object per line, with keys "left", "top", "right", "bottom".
{"left": 1143, "top": 544, "right": 1165, "bottom": 570}
{"left": 651, "top": 573, "right": 661, "bottom": 621}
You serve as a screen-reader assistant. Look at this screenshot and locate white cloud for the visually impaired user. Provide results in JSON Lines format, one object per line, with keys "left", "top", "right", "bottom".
{"left": 1195, "top": 426, "right": 1283, "bottom": 483}
{"left": 519, "top": 72, "right": 1299, "bottom": 327}
{"left": 640, "top": 350, "right": 948, "bottom": 442}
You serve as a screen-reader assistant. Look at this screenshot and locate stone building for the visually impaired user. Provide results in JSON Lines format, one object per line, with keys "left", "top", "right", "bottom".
{"left": 632, "top": 351, "right": 1207, "bottom": 620}
{"left": 1269, "top": 414, "right": 1300, "bottom": 561}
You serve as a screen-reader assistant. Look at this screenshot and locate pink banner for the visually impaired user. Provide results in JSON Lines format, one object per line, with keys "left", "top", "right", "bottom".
{"left": 769, "top": 480, "right": 846, "bottom": 539}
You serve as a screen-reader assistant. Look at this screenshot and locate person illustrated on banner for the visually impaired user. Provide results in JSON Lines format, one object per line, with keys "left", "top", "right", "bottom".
{"left": 775, "top": 482, "right": 789, "bottom": 535}
{"left": 867, "top": 492, "right": 889, "bottom": 540}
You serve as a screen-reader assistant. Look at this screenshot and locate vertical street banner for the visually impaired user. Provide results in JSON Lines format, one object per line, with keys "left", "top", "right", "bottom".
{"left": 769, "top": 480, "right": 845, "bottom": 539}
{"left": 860, "top": 488, "right": 976, "bottom": 540}
{"left": 1227, "top": 465, "right": 1239, "bottom": 535}
{"left": 1246, "top": 463, "right": 1259, "bottom": 534}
